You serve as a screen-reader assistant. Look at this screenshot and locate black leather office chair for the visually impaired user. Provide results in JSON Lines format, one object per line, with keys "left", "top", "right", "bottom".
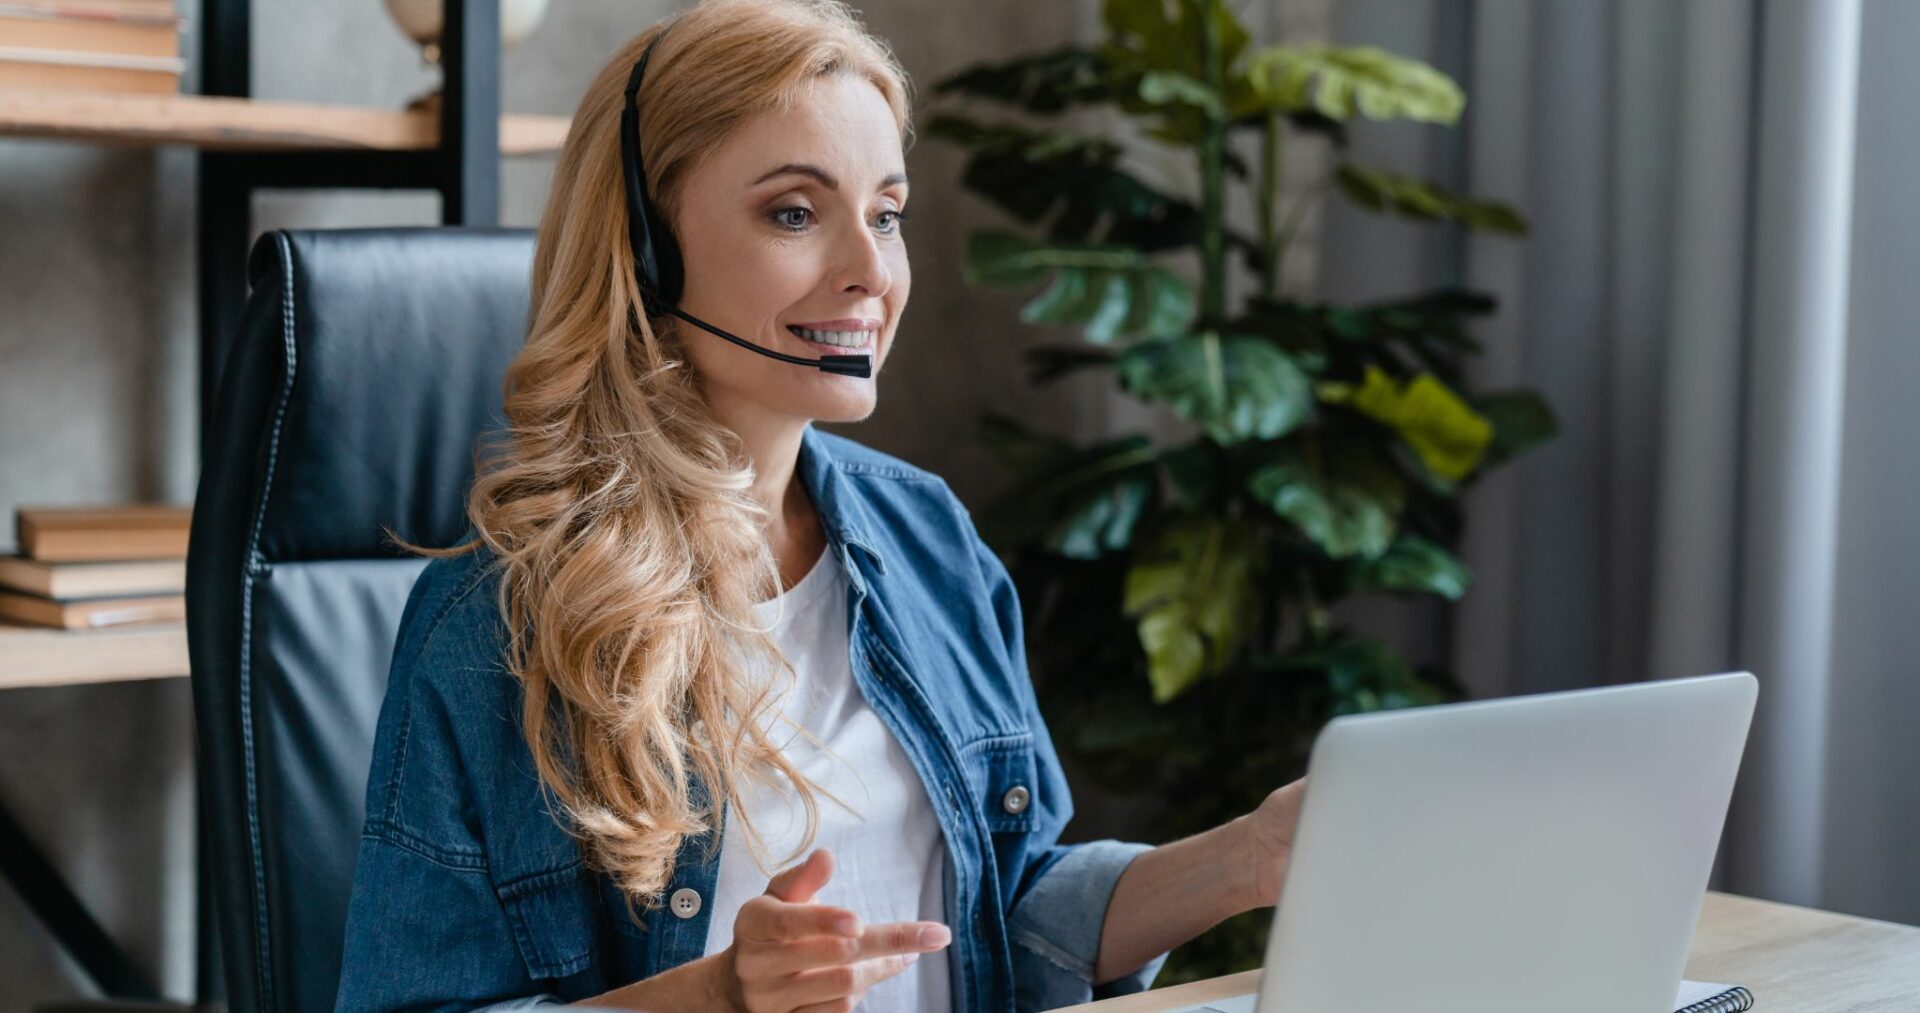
{"left": 186, "top": 228, "right": 536, "bottom": 1013}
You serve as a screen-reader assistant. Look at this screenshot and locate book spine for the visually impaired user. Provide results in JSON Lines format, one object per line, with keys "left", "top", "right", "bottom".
{"left": 83, "top": 599, "right": 184, "bottom": 627}
{"left": 0, "top": 3, "right": 184, "bottom": 27}
{"left": 0, "top": 13, "right": 182, "bottom": 57}
{"left": 0, "top": 45, "right": 184, "bottom": 70}
{"left": 19, "top": 529, "right": 191, "bottom": 561}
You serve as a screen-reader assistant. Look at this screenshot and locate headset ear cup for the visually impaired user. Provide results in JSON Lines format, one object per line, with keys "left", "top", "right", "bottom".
{"left": 621, "top": 28, "right": 680, "bottom": 320}
{"left": 646, "top": 200, "right": 683, "bottom": 309}
{"left": 619, "top": 105, "right": 664, "bottom": 317}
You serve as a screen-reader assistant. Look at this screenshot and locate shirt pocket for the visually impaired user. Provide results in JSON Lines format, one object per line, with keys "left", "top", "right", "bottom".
{"left": 961, "top": 733, "right": 1040, "bottom": 834}
{"left": 495, "top": 864, "right": 597, "bottom": 982}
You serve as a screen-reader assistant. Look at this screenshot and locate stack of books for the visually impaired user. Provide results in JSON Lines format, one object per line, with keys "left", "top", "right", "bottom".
{"left": 0, "top": 0, "right": 187, "bottom": 95}
{"left": 0, "top": 504, "right": 192, "bottom": 687}
{"left": 0, "top": 504, "right": 189, "bottom": 629}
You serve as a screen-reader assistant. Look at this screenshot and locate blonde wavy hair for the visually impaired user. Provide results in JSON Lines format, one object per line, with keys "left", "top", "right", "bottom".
{"left": 392, "top": 0, "right": 914, "bottom": 905}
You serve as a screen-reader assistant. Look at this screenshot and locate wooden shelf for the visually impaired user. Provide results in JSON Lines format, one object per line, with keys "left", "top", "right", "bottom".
{"left": 0, "top": 620, "right": 189, "bottom": 690}
{"left": 0, "top": 89, "right": 569, "bottom": 154}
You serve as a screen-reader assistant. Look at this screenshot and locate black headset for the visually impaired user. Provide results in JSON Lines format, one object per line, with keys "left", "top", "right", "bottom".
{"left": 620, "top": 26, "right": 874, "bottom": 378}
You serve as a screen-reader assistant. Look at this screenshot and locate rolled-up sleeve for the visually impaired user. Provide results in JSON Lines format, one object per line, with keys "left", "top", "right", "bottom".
{"left": 1008, "top": 839, "right": 1164, "bottom": 1009}
{"left": 967, "top": 525, "right": 1171, "bottom": 1010}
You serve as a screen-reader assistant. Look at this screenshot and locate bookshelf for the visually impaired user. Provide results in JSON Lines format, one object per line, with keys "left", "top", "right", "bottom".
{"left": 0, "top": 89, "right": 570, "bottom": 153}
{"left": 0, "top": 2, "right": 560, "bottom": 688}
{"left": 0, "top": 0, "right": 546, "bottom": 1002}
{"left": 0, "top": 623, "right": 191, "bottom": 690}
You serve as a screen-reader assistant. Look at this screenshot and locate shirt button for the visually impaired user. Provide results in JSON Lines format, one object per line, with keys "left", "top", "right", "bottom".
{"left": 1001, "top": 785, "right": 1031, "bottom": 815}
{"left": 669, "top": 887, "right": 702, "bottom": 919}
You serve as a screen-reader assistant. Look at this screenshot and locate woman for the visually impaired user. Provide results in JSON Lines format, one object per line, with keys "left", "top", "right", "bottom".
{"left": 333, "top": 1, "right": 1306, "bottom": 1010}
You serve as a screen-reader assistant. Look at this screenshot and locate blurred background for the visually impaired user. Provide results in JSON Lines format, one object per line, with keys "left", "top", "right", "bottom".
{"left": 1, "top": 0, "right": 1914, "bottom": 1005}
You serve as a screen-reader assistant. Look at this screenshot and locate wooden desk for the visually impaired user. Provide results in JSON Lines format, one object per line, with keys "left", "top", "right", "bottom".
{"left": 1057, "top": 891, "right": 1920, "bottom": 1011}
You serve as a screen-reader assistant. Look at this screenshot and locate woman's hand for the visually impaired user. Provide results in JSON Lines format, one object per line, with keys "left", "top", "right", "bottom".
{"left": 1233, "top": 776, "right": 1308, "bottom": 909}
{"left": 1090, "top": 775, "right": 1309, "bottom": 984}
{"left": 720, "top": 847, "right": 951, "bottom": 1013}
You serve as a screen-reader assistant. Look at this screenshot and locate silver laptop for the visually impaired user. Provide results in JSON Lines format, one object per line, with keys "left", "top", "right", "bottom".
{"left": 1173, "top": 671, "right": 1757, "bottom": 1013}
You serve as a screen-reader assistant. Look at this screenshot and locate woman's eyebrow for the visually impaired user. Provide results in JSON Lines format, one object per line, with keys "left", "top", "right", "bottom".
{"left": 750, "top": 163, "right": 910, "bottom": 192}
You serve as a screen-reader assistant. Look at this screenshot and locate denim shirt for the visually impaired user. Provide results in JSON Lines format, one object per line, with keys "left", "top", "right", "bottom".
{"left": 333, "top": 425, "right": 1169, "bottom": 1012}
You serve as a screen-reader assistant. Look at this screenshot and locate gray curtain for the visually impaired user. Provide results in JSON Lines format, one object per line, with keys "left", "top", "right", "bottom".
{"left": 1328, "top": 0, "right": 1919, "bottom": 924}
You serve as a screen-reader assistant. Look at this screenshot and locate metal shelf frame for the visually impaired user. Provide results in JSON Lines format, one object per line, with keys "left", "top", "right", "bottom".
{"left": 197, "top": 0, "right": 502, "bottom": 434}
{"left": 0, "top": 1, "right": 506, "bottom": 1004}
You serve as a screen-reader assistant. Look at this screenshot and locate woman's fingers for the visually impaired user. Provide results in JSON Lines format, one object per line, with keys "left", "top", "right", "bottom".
{"left": 858, "top": 920, "right": 951, "bottom": 960}
{"left": 784, "top": 951, "right": 924, "bottom": 1007}
{"left": 764, "top": 847, "right": 835, "bottom": 904}
{"left": 733, "top": 852, "right": 952, "bottom": 1010}
{"left": 737, "top": 919, "right": 950, "bottom": 978}
{"left": 735, "top": 895, "right": 861, "bottom": 943}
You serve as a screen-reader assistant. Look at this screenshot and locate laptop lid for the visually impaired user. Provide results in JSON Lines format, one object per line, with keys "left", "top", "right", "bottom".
{"left": 1251, "top": 671, "right": 1757, "bottom": 1013}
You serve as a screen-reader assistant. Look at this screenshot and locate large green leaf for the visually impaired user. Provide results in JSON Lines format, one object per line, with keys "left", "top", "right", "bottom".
{"left": 1320, "top": 638, "right": 1442, "bottom": 715}
{"left": 1351, "top": 534, "right": 1471, "bottom": 600}
{"left": 1123, "top": 514, "right": 1265, "bottom": 701}
{"left": 1237, "top": 290, "right": 1502, "bottom": 386}
{"left": 978, "top": 411, "right": 1075, "bottom": 477}
{"left": 1032, "top": 441, "right": 1160, "bottom": 560}
{"left": 1244, "top": 45, "right": 1463, "bottom": 123}
{"left": 966, "top": 231, "right": 1193, "bottom": 343}
{"left": 1247, "top": 440, "right": 1405, "bottom": 559}
{"left": 1475, "top": 390, "right": 1560, "bottom": 467}
{"left": 1117, "top": 332, "right": 1313, "bottom": 444}
{"left": 1102, "top": 0, "right": 1251, "bottom": 81}
{"left": 1337, "top": 163, "right": 1528, "bottom": 234}
{"left": 930, "top": 116, "right": 1266, "bottom": 267}
{"left": 930, "top": 116, "right": 1161, "bottom": 244}
{"left": 1138, "top": 70, "right": 1226, "bottom": 118}
{"left": 1319, "top": 365, "right": 1492, "bottom": 481}
{"left": 931, "top": 45, "right": 1113, "bottom": 113}
{"left": 978, "top": 415, "right": 1159, "bottom": 559}
{"left": 1101, "top": 0, "right": 1256, "bottom": 145}
{"left": 1023, "top": 344, "right": 1121, "bottom": 385}
{"left": 1159, "top": 441, "right": 1219, "bottom": 511}
{"left": 926, "top": 115, "right": 1125, "bottom": 164}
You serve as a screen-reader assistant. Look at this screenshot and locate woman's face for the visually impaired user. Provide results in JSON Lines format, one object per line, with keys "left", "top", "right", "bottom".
{"left": 670, "top": 72, "right": 910, "bottom": 428}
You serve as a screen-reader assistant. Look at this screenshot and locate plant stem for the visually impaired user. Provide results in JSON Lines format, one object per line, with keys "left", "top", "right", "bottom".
{"left": 1258, "top": 107, "right": 1281, "bottom": 299}
{"left": 1198, "top": 0, "right": 1229, "bottom": 326}
{"left": 1297, "top": 567, "right": 1330, "bottom": 644}
{"left": 1272, "top": 173, "right": 1336, "bottom": 293}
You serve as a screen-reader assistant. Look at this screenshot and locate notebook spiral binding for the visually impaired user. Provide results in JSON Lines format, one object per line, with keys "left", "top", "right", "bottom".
{"left": 1675, "top": 985, "right": 1754, "bottom": 1013}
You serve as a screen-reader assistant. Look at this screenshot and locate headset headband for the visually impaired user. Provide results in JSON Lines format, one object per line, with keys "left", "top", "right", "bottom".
{"left": 620, "top": 27, "right": 678, "bottom": 318}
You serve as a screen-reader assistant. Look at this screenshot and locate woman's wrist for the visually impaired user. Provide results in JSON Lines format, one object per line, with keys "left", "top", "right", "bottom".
{"left": 1094, "top": 820, "right": 1263, "bottom": 983}
{"left": 571, "top": 948, "right": 741, "bottom": 1011}
{"left": 1236, "top": 779, "right": 1307, "bottom": 912}
{"left": 1220, "top": 811, "right": 1277, "bottom": 915}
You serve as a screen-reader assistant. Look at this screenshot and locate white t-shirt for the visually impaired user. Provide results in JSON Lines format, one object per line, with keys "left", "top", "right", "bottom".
{"left": 701, "top": 545, "right": 951, "bottom": 1012}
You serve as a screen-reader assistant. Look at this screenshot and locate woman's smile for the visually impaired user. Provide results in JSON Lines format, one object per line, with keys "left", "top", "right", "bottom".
{"left": 786, "top": 319, "right": 879, "bottom": 351}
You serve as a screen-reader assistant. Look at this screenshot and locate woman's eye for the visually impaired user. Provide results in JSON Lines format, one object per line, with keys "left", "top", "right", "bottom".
{"left": 876, "top": 209, "right": 911, "bottom": 234}
{"left": 772, "top": 207, "right": 813, "bottom": 231}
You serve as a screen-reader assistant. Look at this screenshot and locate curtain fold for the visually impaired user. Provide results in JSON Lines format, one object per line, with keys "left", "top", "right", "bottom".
{"left": 1732, "top": 0, "right": 1861, "bottom": 910}
{"left": 1330, "top": 0, "right": 1913, "bottom": 922}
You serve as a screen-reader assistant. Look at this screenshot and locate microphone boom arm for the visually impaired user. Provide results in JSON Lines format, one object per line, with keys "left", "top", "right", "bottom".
{"left": 664, "top": 307, "right": 873, "bottom": 378}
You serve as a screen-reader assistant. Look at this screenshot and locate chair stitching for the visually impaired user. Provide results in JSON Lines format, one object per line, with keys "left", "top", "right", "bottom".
{"left": 235, "top": 231, "right": 300, "bottom": 1011}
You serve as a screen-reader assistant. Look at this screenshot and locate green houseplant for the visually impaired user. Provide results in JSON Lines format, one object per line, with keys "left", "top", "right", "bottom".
{"left": 931, "top": 0, "right": 1559, "bottom": 981}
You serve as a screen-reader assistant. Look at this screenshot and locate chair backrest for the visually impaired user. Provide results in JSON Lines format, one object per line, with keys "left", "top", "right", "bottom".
{"left": 187, "top": 227, "right": 536, "bottom": 1013}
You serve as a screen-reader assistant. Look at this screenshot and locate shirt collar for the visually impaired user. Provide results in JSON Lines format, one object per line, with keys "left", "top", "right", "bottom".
{"left": 796, "top": 424, "right": 888, "bottom": 578}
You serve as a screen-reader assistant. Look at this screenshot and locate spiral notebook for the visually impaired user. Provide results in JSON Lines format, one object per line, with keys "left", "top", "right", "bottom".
{"left": 1173, "top": 980, "right": 1753, "bottom": 1013}
{"left": 1674, "top": 980, "right": 1755, "bottom": 1013}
